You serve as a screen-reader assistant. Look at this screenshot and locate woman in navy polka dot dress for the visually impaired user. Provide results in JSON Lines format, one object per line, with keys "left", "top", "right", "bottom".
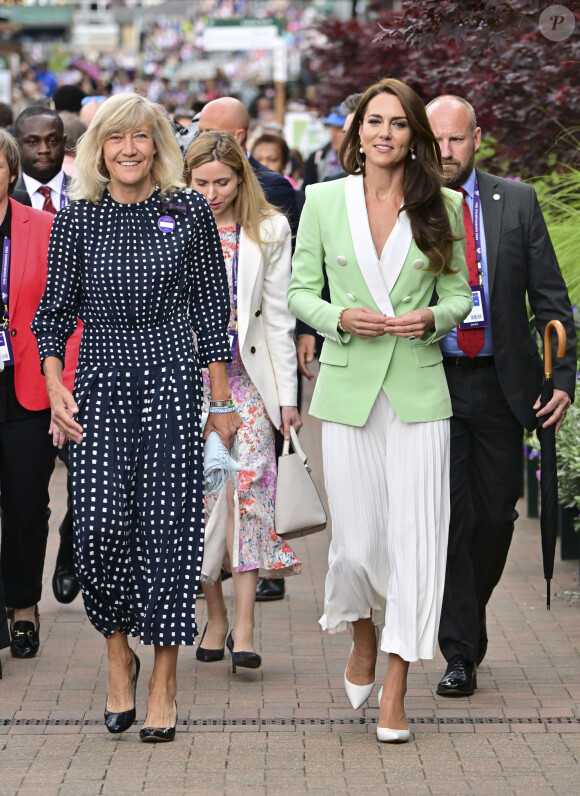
{"left": 32, "top": 94, "right": 240, "bottom": 742}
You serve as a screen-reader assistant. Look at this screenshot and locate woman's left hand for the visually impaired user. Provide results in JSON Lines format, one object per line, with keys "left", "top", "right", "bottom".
{"left": 49, "top": 419, "right": 68, "bottom": 449}
{"left": 384, "top": 308, "right": 435, "bottom": 339}
{"left": 204, "top": 410, "right": 243, "bottom": 450}
{"left": 280, "top": 406, "right": 303, "bottom": 440}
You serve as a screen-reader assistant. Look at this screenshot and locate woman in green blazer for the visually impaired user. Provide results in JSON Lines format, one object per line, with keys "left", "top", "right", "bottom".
{"left": 288, "top": 78, "right": 472, "bottom": 743}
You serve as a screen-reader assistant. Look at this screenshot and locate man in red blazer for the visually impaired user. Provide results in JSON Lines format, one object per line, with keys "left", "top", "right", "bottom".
{"left": 0, "top": 128, "right": 81, "bottom": 659}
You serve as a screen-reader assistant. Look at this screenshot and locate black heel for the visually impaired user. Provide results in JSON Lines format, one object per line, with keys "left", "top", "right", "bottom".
{"left": 226, "top": 632, "right": 261, "bottom": 674}
{"left": 140, "top": 702, "right": 177, "bottom": 743}
{"left": 104, "top": 648, "right": 140, "bottom": 734}
{"left": 196, "top": 621, "right": 228, "bottom": 662}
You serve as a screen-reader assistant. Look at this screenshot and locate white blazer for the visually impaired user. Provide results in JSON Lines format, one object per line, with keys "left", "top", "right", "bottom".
{"left": 236, "top": 212, "right": 297, "bottom": 429}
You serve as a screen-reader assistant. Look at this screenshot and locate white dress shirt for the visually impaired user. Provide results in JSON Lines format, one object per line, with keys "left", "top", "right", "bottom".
{"left": 22, "top": 171, "right": 68, "bottom": 212}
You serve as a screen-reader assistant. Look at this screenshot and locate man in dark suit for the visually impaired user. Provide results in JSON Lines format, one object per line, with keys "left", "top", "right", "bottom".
{"left": 198, "top": 98, "right": 310, "bottom": 371}
{"left": 198, "top": 97, "right": 306, "bottom": 601}
{"left": 426, "top": 95, "right": 576, "bottom": 696}
{"left": 14, "top": 107, "right": 70, "bottom": 214}
{"left": 13, "top": 106, "right": 79, "bottom": 605}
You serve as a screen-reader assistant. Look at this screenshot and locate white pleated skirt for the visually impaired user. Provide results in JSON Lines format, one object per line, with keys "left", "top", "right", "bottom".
{"left": 320, "top": 390, "right": 450, "bottom": 662}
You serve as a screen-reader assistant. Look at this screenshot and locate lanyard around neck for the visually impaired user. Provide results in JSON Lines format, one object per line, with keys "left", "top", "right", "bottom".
{"left": 231, "top": 224, "right": 240, "bottom": 326}
{"left": 468, "top": 174, "right": 484, "bottom": 286}
{"left": 2, "top": 237, "right": 10, "bottom": 322}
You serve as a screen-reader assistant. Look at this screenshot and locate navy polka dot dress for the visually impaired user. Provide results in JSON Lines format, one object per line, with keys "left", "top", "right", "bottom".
{"left": 32, "top": 187, "right": 231, "bottom": 645}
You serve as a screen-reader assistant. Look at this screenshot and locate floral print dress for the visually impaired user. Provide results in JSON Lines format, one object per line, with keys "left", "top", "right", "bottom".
{"left": 202, "top": 225, "right": 301, "bottom": 579}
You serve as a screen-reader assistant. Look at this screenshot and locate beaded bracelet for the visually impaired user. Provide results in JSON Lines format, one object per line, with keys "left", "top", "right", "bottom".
{"left": 208, "top": 405, "right": 237, "bottom": 414}
{"left": 210, "top": 399, "right": 234, "bottom": 408}
{"left": 337, "top": 307, "right": 348, "bottom": 333}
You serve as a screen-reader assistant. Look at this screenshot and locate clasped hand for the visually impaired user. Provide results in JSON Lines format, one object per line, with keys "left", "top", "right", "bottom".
{"left": 339, "top": 307, "right": 434, "bottom": 339}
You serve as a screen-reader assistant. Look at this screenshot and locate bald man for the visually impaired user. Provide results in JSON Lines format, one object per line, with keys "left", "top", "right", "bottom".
{"left": 426, "top": 95, "right": 576, "bottom": 696}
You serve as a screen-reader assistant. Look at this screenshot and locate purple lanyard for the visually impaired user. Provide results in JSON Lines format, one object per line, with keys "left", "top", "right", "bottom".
{"left": 55, "top": 181, "right": 67, "bottom": 210}
{"left": 231, "top": 224, "right": 240, "bottom": 328}
{"left": 471, "top": 174, "right": 484, "bottom": 286}
{"left": 2, "top": 237, "right": 10, "bottom": 322}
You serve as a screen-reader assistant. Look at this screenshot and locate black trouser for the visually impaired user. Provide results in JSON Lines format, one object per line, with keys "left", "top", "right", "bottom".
{"left": 0, "top": 569, "right": 9, "bottom": 649}
{"left": 438, "top": 364, "right": 523, "bottom": 662}
{"left": 0, "top": 408, "right": 57, "bottom": 608}
{"left": 56, "top": 445, "right": 73, "bottom": 544}
{"left": 0, "top": 364, "right": 74, "bottom": 608}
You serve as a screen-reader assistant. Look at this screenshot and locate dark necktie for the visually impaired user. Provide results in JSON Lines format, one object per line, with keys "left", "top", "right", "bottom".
{"left": 38, "top": 185, "right": 57, "bottom": 215}
{"left": 456, "top": 187, "right": 484, "bottom": 358}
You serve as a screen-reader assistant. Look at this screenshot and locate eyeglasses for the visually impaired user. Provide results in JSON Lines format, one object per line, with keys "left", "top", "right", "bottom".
{"left": 81, "top": 96, "right": 107, "bottom": 106}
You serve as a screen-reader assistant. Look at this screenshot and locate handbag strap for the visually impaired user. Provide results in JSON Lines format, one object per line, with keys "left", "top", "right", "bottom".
{"left": 281, "top": 425, "right": 308, "bottom": 464}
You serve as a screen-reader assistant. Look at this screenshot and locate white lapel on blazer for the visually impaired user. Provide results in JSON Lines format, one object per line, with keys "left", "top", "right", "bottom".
{"left": 236, "top": 225, "right": 260, "bottom": 350}
{"left": 380, "top": 209, "right": 412, "bottom": 293}
{"left": 344, "top": 174, "right": 395, "bottom": 317}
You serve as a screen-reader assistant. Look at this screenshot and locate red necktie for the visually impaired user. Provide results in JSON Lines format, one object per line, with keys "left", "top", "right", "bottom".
{"left": 38, "top": 185, "right": 57, "bottom": 215}
{"left": 456, "top": 188, "right": 484, "bottom": 358}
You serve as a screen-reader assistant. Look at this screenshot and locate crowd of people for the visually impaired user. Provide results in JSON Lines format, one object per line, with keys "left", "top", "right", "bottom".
{"left": 0, "top": 72, "right": 576, "bottom": 749}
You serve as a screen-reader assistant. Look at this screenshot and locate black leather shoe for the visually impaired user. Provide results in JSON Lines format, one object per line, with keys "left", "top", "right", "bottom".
{"left": 105, "top": 649, "right": 140, "bottom": 733}
{"left": 52, "top": 538, "right": 81, "bottom": 604}
{"left": 10, "top": 620, "right": 40, "bottom": 659}
{"left": 226, "top": 632, "right": 261, "bottom": 674}
{"left": 140, "top": 703, "right": 177, "bottom": 743}
{"left": 196, "top": 622, "right": 228, "bottom": 662}
{"left": 436, "top": 655, "right": 477, "bottom": 696}
{"left": 255, "top": 578, "right": 285, "bottom": 601}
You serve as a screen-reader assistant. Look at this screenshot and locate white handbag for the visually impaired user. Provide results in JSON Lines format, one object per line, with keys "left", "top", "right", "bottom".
{"left": 275, "top": 426, "right": 327, "bottom": 539}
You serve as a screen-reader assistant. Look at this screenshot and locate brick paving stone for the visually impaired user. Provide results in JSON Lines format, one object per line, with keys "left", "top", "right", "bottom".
{"left": 1, "top": 378, "right": 580, "bottom": 794}
{"left": 474, "top": 724, "right": 512, "bottom": 734}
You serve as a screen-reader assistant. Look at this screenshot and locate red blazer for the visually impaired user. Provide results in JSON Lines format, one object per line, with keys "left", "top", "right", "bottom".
{"left": 8, "top": 198, "right": 81, "bottom": 411}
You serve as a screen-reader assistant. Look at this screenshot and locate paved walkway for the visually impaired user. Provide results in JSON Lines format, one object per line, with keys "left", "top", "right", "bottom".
{"left": 1, "top": 373, "right": 580, "bottom": 794}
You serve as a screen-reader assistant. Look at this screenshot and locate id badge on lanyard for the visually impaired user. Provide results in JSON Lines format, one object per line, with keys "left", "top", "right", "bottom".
{"left": 459, "top": 285, "right": 489, "bottom": 329}
{"left": 1, "top": 238, "right": 13, "bottom": 366}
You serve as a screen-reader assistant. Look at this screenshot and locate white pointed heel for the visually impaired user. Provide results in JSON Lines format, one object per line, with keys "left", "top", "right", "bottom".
{"left": 377, "top": 687, "right": 411, "bottom": 743}
{"left": 344, "top": 673, "right": 375, "bottom": 710}
{"left": 344, "top": 644, "right": 375, "bottom": 709}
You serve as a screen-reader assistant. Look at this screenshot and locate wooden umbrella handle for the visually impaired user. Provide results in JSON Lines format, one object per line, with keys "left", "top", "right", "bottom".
{"left": 544, "top": 319, "right": 567, "bottom": 378}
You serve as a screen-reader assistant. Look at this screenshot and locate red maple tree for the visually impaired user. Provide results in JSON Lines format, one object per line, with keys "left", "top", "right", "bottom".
{"left": 306, "top": 0, "right": 580, "bottom": 176}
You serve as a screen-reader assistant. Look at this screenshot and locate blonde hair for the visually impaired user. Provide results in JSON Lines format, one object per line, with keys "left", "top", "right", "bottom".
{"left": 184, "top": 131, "right": 279, "bottom": 251}
{"left": 69, "top": 93, "right": 185, "bottom": 203}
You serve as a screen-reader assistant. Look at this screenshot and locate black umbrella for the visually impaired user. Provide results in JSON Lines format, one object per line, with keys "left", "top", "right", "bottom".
{"left": 537, "top": 319, "right": 567, "bottom": 610}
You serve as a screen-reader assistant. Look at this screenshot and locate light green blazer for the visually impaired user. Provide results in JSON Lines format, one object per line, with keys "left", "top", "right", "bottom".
{"left": 287, "top": 175, "right": 472, "bottom": 426}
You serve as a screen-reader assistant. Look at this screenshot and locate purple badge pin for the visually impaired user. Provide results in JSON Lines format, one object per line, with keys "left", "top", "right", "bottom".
{"left": 158, "top": 215, "right": 176, "bottom": 233}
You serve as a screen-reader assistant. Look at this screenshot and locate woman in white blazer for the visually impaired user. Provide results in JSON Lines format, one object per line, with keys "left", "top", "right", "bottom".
{"left": 185, "top": 132, "right": 302, "bottom": 673}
